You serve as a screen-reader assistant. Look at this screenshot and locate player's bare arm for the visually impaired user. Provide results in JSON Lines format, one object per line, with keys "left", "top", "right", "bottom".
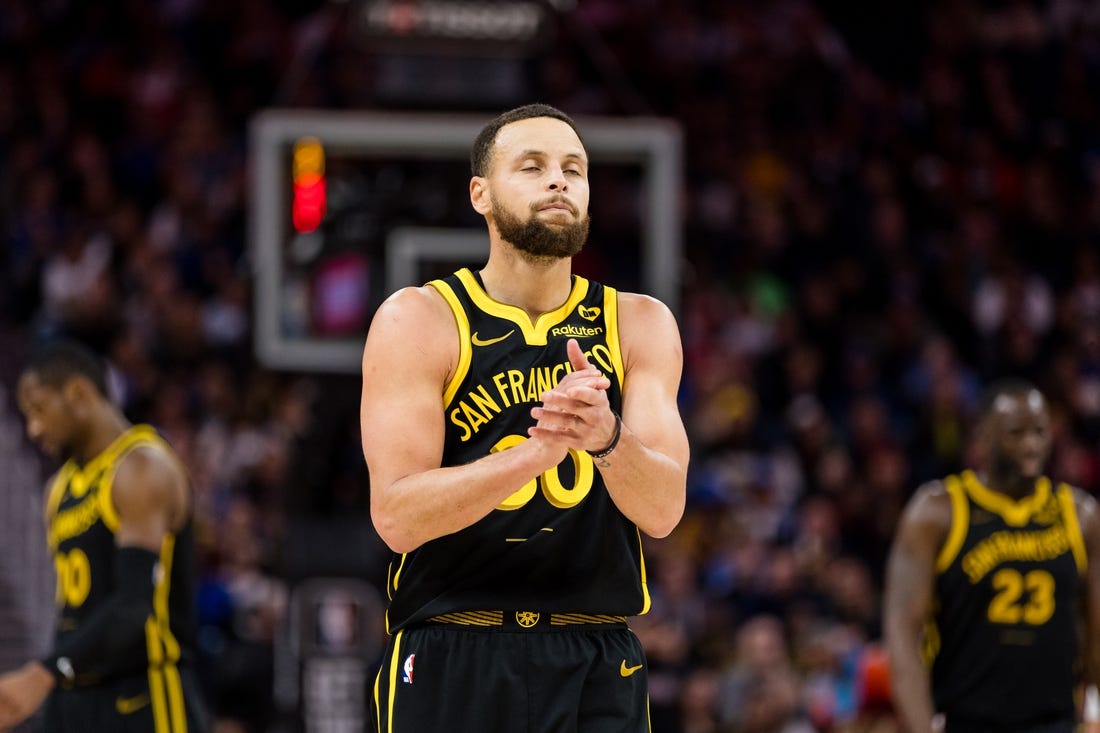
{"left": 111, "top": 444, "right": 190, "bottom": 549}
{"left": 885, "top": 482, "right": 952, "bottom": 733}
{"left": 549, "top": 292, "right": 688, "bottom": 538}
{"left": 0, "top": 444, "right": 185, "bottom": 729}
{"left": 362, "top": 286, "right": 570, "bottom": 554}
{"left": 1075, "top": 490, "right": 1100, "bottom": 696}
{"left": 0, "top": 659, "right": 54, "bottom": 728}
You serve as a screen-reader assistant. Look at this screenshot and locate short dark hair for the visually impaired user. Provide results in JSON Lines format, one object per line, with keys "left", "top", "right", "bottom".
{"left": 979, "top": 377, "right": 1042, "bottom": 418}
{"left": 470, "top": 103, "right": 582, "bottom": 177}
{"left": 24, "top": 340, "right": 110, "bottom": 398}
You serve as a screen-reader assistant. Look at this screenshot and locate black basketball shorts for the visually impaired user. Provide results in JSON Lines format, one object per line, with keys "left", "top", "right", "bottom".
{"left": 372, "top": 616, "right": 650, "bottom": 733}
{"left": 42, "top": 666, "right": 208, "bottom": 733}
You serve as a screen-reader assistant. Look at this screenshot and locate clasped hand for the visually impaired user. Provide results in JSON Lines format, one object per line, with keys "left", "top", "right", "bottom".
{"left": 528, "top": 339, "right": 616, "bottom": 456}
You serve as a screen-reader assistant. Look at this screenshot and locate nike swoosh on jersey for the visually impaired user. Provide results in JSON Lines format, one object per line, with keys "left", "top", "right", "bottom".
{"left": 116, "top": 693, "right": 151, "bottom": 714}
{"left": 620, "top": 660, "right": 644, "bottom": 677}
{"left": 471, "top": 329, "right": 515, "bottom": 347}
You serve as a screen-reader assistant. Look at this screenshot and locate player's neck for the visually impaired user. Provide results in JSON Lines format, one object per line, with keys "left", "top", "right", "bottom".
{"left": 75, "top": 406, "right": 132, "bottom": 465}
{"left": 479, "top": 255, "right": 573, "bottom": 321}
{"left": 980, "top": 469, "right": 1036, "bottom": 500}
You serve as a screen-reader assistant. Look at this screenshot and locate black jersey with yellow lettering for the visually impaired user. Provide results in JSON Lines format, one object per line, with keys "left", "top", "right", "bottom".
{"left": 383, "top": 268, "right": 650, "bottom": 632}
{"left": 47, "top": 424, "right": 198, "bottom": 683}
{"left": 929, "top": 470, "right": 1086, "bottom": 727}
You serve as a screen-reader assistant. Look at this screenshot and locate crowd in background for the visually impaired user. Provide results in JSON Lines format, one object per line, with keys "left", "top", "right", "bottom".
{"left": 3, "top": 1, "right": 1100, "bottom": 731}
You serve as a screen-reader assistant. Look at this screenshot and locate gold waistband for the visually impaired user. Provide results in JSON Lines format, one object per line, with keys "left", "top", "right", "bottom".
{"left": 426, "top": 611, "right": 627, "bottom": 628}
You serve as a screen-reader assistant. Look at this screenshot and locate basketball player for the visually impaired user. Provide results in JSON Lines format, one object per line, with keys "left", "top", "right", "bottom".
{"left": 0, "top": 341, "right": 208, "bottom": 732}
{"left": 884, "top": 380, "right": 1100, "bottom": 733}
{"left": 360, "top": 103, "right": 690, "bottom": 731}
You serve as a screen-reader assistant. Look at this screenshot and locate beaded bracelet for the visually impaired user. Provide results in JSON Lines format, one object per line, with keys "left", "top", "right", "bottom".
{"left": 591, "top": 411, "right": 622, "bottom": 458}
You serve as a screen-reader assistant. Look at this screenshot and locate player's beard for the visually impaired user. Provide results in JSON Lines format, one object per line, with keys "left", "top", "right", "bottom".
{"left": 492, "top": 198, "right": 590, "bottom": 261}
{"left": 990, "top": 447, "right": 1045, "bottom": 485}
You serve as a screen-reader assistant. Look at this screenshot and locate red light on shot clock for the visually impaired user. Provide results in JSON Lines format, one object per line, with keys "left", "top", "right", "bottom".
{"left": 292, "top": 137, "right": 326, "bottom": 234}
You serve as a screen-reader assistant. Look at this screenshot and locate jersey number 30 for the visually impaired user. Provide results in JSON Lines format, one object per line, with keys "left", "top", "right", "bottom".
{"left": 492, "top": 435, "right": 594, "bottom": 510}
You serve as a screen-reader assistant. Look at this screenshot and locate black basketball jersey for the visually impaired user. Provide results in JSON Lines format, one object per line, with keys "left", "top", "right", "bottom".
{"left": 383, "top": 268, "right": 651, "bottom": 632}
{"left": 46, "top": 424, "right": 199, "bottom": 683}
{"left": 930, "top": 470, "right": 1085, "bottom": 726}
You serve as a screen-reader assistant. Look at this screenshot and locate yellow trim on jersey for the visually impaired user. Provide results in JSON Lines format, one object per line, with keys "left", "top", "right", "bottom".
{"left": 97, "top": 471, "right": 121, "bottom": 533}
{"left": 549, "top": 613, "right": 627, "bottom": 625}
{"left": 55, "top": 424, "right": 161, "bottom": 507}
{"left": 455, "top": 267, "right": 590, "bottom": 346}
{"left": 145, "top": 617, "right": 163, "bottom": 665}
{"left": 383, "top": 554, "right": 409, "bottom": 634}
{"left": 428, "top": 278, "right": 472, "bottom": 408}
{"left": 164, "top": 665, "right": 187, "bottom": 733}
{"left": 68, "top": 466, "right": 93, "bottom": 499}
{"left": 392, "top": 553, "right": 408, "bottom": 593}
{"left": 60, "top": 424, "right": 166, "bottom": 535}
{"left": 146, "top": 618, "right": 171, "bottom": 733}
{"left": 387, "top": 630, "right": 405, "bottom": 733}
{"left": 374, "top": 664, "right": 382, "bottom": 730}
{"left": 143, "top": 532, "right": 187, "bottom": 732}
{"left": 603, "top": 286, "right": 625, "bottom": 391}
{"left": 1057, "top": 484, "right": 1088, "bottom": 575}
{"left": 45, "top": 466, "right": 75, "bottom": 549}
{"left": 936, "top": 475, "right": 970, "bottom": 573}
{"left": 155, "top": 534, "right": 182, "bottom": 663}
{"left": 425, "top": 611, "right": 627, "bottom": 626}
{"left": 962, "top": 470, "right": 1050, "bottom": 527}
{"left": 428, "top": 611, "right": 503, "bottom": 625}
{"left": 637, "top": 528, "right": 651, "bottom": 615}
{"left": 147, "top": 668, "right": 170, "bottom": 733}
{"left": 84, "top": 424, "right": 161, "bottom": 482}
{"left": 145, "top": 621, "right": 187, "bottom": 733}
{"left": 374, "top": 666, "right": 383, "bottom": 733}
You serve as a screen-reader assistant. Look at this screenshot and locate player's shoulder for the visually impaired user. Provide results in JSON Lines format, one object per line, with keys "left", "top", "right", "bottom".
{"left": 376, "top": 283, "right": 449, "bottom": 311}
{"left": 363, "top": 285, "right": 459, "bottom": 374}
{"left": 614, "top": 290, "right": 674, "bottom": 316}
{"left": 105, "top": 437, "right": 188, "bottom": 527}
{"left": 900, "top": 478, "right": 955, "bottom": 530}
{"left": 614, "top": 291, "right": 679, "bottom": 337}
{"left": 1063, "top": 481, "right": 1100, "bottom": 527}
{"left": 370, "top": 284, "right": 454, "bottom": 332}
{"left": 1060, "top": 481, "right": 1095, "bottom": 504}
{"left": 114, "top": 439, "right": 185, "bottom": 490}
{"left": 365, "top": 283, "right": 459, "bottom": 347}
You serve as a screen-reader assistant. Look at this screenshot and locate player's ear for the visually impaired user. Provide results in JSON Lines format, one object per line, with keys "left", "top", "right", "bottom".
{"left": 62, "top": 375, "right": 97, "bottom": 405}
{"left": 470, "top": 176, "right": 491, "bottom": 216}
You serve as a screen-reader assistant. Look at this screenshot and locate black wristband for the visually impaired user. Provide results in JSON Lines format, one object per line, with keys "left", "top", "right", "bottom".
{"left": 42, "top": 545, "right": 160, "bottom": 684}
{"left": 591, "top": 412, "right": 622, "bottom": 458}
{"left": 40, "top": 655, "right": 75, "bottom": 684}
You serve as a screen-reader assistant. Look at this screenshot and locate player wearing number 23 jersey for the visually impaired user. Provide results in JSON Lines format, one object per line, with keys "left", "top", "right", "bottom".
{"left": 930, "top": 469, "right": 1085, "bottom": 727}
{"left": 885, "top": 381, "right": 1100, "bottom": 733}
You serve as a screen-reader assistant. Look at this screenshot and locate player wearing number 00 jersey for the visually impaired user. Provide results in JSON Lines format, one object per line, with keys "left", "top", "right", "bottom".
{"left": 0, "top": 341, "right": 207, "bottom": 733}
